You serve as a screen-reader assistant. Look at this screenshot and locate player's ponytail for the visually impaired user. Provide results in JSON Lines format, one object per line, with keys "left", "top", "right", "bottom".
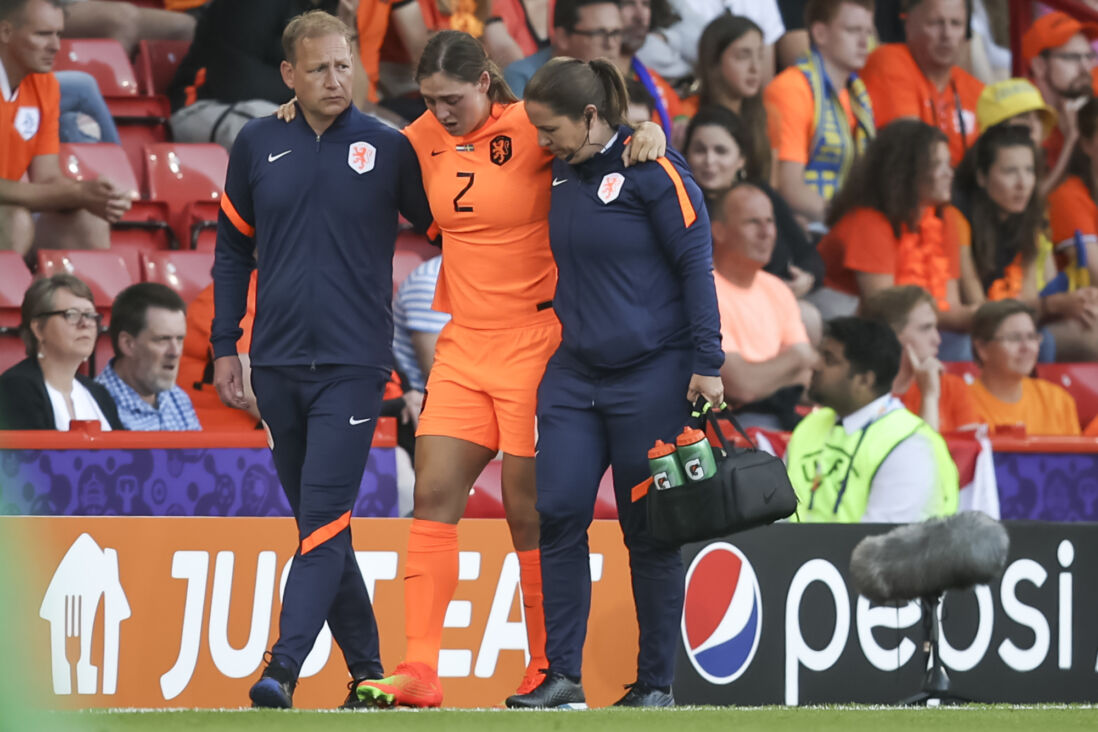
{"left": 525, "top": 56, "right": 628, "bottom": 127}
{"left": 416, "top": 30, "right": 519, "bottom": 104}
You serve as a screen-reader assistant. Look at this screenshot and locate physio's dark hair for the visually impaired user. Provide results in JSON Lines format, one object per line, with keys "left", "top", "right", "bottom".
{"left": 416, "top": 29, "right": 518, "bottom": 104}
{"left": 696, "top": 13, "right": 771, "bottom": 183}
{"left": 19, "top": 274, "right": 95, "bottom": 357}
{"left": 683, "top": 105, "right": 766, "bottom": 186}
{"left": 0, "top": 0, "right": 63, "bottom": 23}
{"left": 524, "top": 57, "right": 628, "bottom": 126}
{"left": 959, "top": 124, "right": 1042, "bottom": 292}
{"left": 827, "top": 119, "right": 947, "bottom": 237}
{"left": 825, "top": 317, "right": 902, "bottom": 397}
{"left": 109, "top": 282, "right": 186, "bottom": 358}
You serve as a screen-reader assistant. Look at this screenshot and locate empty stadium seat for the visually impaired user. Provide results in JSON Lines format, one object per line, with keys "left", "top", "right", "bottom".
{"left": 134, "top": 39, "right": 191, "bottom": 97}
{"left": 55, "top": 39, "right": 140, "bottom": 97}
{"left": 1036, "top": 364, "right": 1098, "bottom": 428}
{"left": 0, "top": 333, "right": 25, "bottom": 374}
{"left": 140, "top": 250, "right": 213, "bottom": 304}
{"left": 144, "top": 143, "right": 228, "bottom": 248}
{"left": 0, "top": 252, "right": 33, "bottom": 330}
{"left": 36, "top": 250, "right": 138, "bottom": 315}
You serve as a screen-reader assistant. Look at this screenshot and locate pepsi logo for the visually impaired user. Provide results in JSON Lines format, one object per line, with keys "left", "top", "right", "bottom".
{"left": 682, "top": 542, "right": 762, "bottom": 684}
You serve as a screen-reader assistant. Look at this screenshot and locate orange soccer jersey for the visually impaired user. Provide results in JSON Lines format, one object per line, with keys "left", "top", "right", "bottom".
{"left": 1, "top": 70, "right": 60, "bottom": 181}
{"left": 402, "top": 102, "right": 558, "bottom": 330}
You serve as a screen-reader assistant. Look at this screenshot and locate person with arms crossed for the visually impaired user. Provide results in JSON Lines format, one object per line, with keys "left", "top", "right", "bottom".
{"left": 211, "top": 11, "right": 432, "bottom": 709}
{"left": 0, "top": 0, "right": 131, "bottom": 256}
{"left": 786, "top": 316, "right": 959, "bottom": 523}
{"left": 507, "top": 57, "right": 724, "bottom": 709}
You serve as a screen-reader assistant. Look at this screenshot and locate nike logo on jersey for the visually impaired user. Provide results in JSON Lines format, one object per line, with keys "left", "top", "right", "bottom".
{"left": 431, "top": 149, "right": 446, "bottom": 156}
{"left": 349, "top": 416, "right": 373, "bottom": 426}
{"left": 552, "top": 178, "right": 568, "bottom": 186}
{"left": 268, "top": 150, "right": 292, "bottom": 163}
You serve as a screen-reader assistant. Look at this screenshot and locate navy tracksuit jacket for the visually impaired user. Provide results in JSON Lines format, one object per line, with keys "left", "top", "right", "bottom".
{"left": 212, "top": 104, "right": 431, "bottom": 679}
{"left": 536, "top": 128, "right": 724, "bottom": 688}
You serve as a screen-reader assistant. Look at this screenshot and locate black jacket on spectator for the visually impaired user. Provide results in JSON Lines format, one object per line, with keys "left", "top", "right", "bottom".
{"left": 0, "top": 358, "right": 124, "bottom": 431}
{"left": 168, "top": 0, "right": 339, "bottom": 112}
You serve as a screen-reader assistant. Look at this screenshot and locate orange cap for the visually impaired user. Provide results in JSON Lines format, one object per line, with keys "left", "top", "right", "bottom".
{"left": 676, "top": 426, "right": 706, "bottom": 447}
{"left": 648, "top": 440, "right": 676, "bottom": 458}
{"left": 1022, "top": 12, "right": 1098, "bottom": 68}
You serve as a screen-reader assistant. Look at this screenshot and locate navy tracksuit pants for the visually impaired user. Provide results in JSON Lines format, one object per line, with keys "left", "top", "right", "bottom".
{"left": 252, "top": 364, "right": 389, "bottom": 681}
{"left": 536, "top": 347, "right": 692, "bottom": 688}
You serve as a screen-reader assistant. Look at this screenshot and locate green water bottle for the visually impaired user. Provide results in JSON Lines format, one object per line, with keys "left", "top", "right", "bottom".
{"left": 648, "top": 440, "right": 686, "bottom": 491}
{"left": 676, "top": 426, "right": 717, "bottom": 482}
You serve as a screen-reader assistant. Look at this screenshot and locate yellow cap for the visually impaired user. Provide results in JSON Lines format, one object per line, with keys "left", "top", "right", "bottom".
{"left": 976, "top": 79, "right": 1058, "bottom": 140}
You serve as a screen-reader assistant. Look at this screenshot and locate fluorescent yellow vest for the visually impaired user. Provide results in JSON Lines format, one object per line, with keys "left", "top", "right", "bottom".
{"left": 786, "top": 406, "right": 959, "bottom": 523}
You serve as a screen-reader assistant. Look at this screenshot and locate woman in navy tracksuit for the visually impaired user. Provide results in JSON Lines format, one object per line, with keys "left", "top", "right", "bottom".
{"left": 507, "top": 57, "right": 725, "bottom": 709}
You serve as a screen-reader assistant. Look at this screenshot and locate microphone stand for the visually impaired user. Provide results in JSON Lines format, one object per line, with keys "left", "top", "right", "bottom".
{"left": 900, "top": 594, "right": 971, "bottom": 706}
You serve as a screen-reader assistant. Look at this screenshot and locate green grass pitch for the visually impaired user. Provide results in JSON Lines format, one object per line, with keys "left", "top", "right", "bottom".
{"left": 12, "top": 706, "right": 1098, "bottom": 732}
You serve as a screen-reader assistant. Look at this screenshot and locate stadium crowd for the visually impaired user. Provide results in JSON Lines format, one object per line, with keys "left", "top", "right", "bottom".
{"left": 2, "top": 0, "right": 1098, "bottom": 712}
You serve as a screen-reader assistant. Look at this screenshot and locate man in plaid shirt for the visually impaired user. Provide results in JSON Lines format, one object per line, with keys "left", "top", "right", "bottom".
{"left": 96, "top": 283, "right": 200, "bottom": 431}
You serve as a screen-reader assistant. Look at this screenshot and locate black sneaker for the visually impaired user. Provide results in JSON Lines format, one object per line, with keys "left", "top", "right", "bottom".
{"left": 339, "top": 678, "right": 379, "bottom": 709}
{"left": 505, "top": 670, "right": 586, "bottom": 709}
{"left": 249, "top": 656, "right": 296, "bottom": 709}
{"left": 612, "top": 682, "right": 674, "bottom": 707}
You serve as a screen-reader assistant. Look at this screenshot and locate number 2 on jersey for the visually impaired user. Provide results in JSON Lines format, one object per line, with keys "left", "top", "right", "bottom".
{"left": 453, "top": 172, "right": 474, "bottom": 212}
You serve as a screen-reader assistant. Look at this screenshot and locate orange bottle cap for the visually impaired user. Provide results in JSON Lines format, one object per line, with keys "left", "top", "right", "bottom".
{"left": 647, "top": 440, "right": 676, "bottom": 458}
{"left": 676, "top": 426, "right": 706, "bottom": 446}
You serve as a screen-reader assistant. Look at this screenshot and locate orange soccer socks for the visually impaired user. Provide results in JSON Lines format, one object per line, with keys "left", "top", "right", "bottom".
{"left": 403, "top": 518, "right": 460, "bottom": 669}
{"left": 516, "top": 548, "right": 548, "bottom": 693}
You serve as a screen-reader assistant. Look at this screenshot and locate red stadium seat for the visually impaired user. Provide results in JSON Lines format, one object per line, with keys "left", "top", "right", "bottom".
{"left": 0, "top": 251, "right": 33, "bottom": 329}
{"left": 143, "top": 143, "right": 228, "bottom": 248}
{"left": 140, "top": 250, "right": 214, "bottom": 304}
{"left": 1036, "top": 364, "right": 1098, "bottom": 428}
{"left": 36, "top": 250, "right": 138, "bottom": 316}
{"left": 392, "top": 249, "right": 429, "bottom": 293}
{"left": 58, "top": 143, "right": 174, "bottom": 251}
{"left": 943, "top": 361, "right": 980, "bottom": 384}
{"left": 55, "top": 39, "right": 139, "bottom": 97}
{"left": 134, "top": 39, "right": 191, "bottom": 97}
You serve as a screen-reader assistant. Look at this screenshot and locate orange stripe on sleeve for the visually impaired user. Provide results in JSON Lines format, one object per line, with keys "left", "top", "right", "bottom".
{"left": 655, "top": 157, "right": 697, "bottom": 228}
{"left": 220, "top": 195, "right": 255, "bottom": 238}
{"left": 300, "top": 510, "right": 351, "bottom": 555}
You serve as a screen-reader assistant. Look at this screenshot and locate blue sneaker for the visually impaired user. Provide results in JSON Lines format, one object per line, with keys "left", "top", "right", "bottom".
{"left": 249, "top": 659, "right": 296, "bottom": 709}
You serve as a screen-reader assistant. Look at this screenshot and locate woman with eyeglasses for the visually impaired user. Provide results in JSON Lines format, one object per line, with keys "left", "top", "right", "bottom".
{"left": 0, "top": 274, "right": 123, "bottom": 431}
{"left": 968, "top": 299, "right": 1080, "bottom": 436}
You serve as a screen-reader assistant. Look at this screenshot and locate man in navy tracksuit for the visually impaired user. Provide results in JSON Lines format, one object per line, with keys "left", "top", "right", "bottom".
{"left": 509, "top": 65, "right": 725, "bottom": 709}
{"left": 210, "top": 12, "right": 431, "bottom": 709}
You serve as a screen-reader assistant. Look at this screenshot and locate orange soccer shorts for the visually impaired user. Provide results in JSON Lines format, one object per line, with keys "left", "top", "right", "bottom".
{"left": 416, "top": 317, "right": 561, "bottom": 457}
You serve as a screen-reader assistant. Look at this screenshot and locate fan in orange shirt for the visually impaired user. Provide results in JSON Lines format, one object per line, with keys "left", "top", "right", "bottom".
{"left": 859, "top": 0, "right": 982, "bottom": 167}
{"left": 1047, "top": 96, "right": 1098, "bottom": 287}
{"left": 277, "top": 30, "right": 667, "bottom": 707}
{"left": 969, "top": 300, "right": 1081, "bottom": 436}
{"left": 817, "top": 120, "right": 975, "bottom": 347}
{"left": 1086, "top": 413, "right": 1098, "bottom": 437}
{"left": 861, "top": 285, "right": 979, "bottom": 433}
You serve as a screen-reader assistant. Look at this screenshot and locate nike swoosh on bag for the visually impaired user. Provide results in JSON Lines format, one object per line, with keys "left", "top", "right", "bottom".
{"left": 349, "top": 416, "right": 372, "bottom": 425}
{"left": 268, "top": 150, "right": 292, "bottom": 162}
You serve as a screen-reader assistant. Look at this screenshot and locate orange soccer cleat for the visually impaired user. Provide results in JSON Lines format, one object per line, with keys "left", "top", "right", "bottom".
{"left": 355, "top": 661, "right": 444, "bottom": 708}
